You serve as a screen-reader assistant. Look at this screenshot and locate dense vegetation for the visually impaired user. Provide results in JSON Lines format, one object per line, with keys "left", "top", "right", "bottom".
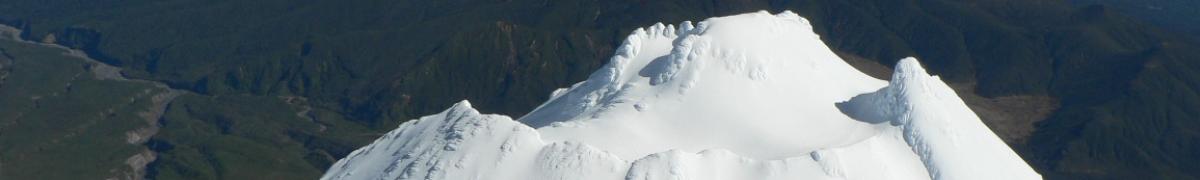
{"left": 0, "top": 0, "right": 1196, "bottom": 179}
{"left": 0, "top": 34, "right": 165, "bottom": 179}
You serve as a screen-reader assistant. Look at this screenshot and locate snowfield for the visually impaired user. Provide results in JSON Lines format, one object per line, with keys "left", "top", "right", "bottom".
{"left": 321, "top": 11, "right": 1041, "bottom": 180}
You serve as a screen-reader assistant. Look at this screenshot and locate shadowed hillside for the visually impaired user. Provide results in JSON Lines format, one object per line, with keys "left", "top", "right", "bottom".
{"left": 1072, "top": 0, "right": 1200, "bottom": 40}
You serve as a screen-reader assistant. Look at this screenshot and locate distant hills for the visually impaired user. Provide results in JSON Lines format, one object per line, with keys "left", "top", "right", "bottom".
{"left": 0, "top": 0, "right": 1197, "bottom": 179}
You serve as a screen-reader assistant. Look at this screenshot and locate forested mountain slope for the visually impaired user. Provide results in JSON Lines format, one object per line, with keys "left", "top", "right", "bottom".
{"left": 0, "top": 0, "right": 1196, "bottom": 179}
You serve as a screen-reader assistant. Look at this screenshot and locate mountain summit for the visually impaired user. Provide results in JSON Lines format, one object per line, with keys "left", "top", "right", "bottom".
{"left": 320, "top": 11, "right": 1040, "bottom": 180}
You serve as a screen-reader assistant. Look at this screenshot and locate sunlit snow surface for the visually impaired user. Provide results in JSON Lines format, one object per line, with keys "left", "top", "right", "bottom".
{"left": 321, "top": 11, "right": 1041, "bottom": 180}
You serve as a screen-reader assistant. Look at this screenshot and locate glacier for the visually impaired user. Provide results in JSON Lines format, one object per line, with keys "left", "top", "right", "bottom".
{"left": 321, "top": 11, "right": 1041, "bottom": 180}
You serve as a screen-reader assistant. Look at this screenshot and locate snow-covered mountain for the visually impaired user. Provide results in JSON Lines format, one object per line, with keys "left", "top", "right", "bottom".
{"left": 320, "top": 11, "right": 1041, "bottom": 180}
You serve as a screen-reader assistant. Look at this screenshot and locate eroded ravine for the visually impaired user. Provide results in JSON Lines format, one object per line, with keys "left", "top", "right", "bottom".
{"left": 0, "top": 25, "right": 185, "bottom": 180}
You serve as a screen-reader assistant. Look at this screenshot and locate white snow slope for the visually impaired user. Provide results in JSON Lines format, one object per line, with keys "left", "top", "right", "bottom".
{"left": 321, "top": 11, "right": 1041, "bottom": 180}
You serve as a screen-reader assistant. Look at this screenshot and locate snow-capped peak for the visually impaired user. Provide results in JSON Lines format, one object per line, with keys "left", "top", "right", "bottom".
{"left": 322, "top": 11, "right": 1041, "bottom": 180}
{"left": 837, "top": 57, "right": 1043, "bottom": 180}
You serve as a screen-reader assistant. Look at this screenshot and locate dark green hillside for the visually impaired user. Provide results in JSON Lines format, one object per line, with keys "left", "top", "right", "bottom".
{"left": 146, "top": 94, "right": 376, "bottom": 179}
{"left": 0, "top": 0, "right": 1197, "bottom": 179}
{"left": 0, "top": 33, "right": 167, "bottom": 179}
{"left": 0, "top": 29, "right": 380, "bottom": 180}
